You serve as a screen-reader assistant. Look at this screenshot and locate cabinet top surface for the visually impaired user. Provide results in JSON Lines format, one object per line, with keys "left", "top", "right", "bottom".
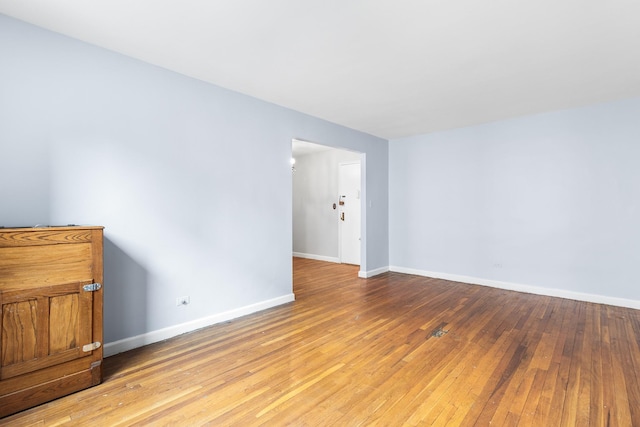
{"left": 0, "top": 225, "right": 104, "bottom": 232}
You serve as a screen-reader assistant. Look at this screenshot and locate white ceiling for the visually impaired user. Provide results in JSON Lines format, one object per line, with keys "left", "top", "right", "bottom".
{"left": 292, "top": 139, "right": 334, "bottom": 157}
{"left": 2, "top": 0, "right": 640, "bottom": 139}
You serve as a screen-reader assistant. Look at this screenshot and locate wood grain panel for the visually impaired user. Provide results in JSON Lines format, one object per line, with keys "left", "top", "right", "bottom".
{"left": 1, "top": 258, "right": 639, "bottom": 425}
{"left": 1, "top": 300, "right": 38, "bottom": 366}
{"left": 0, "top": 357, "right": 96, "bottom": 396}
{"left": 49, "top": 294, "right": 80, "bottom": 354}
{"left": 0, "top": 244, "right": 92, "bottom": 289}
{"left": 0, "top": 229, "right": 93, "bottom": 248}
{"left": 0, "top": 368, "right": 98, "bottom": 418}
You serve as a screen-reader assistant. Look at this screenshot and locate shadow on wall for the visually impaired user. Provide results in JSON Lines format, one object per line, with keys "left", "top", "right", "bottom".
{"left": 103, "top": 237, "right": 149, "bottom": 345}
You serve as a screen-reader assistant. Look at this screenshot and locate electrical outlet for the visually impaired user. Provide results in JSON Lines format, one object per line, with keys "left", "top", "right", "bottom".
{"left": 176, "top": 296, "right": 190, "bottom": 306}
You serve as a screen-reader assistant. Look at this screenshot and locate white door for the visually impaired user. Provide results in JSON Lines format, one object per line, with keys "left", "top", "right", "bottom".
{"left": 338, "top": 162, "right": 361, "bottom": 265}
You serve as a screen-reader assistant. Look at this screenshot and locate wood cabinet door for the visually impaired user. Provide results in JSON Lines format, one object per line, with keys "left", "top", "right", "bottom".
{"left": 0, "top": 281, "right": 97, "bottom": 380}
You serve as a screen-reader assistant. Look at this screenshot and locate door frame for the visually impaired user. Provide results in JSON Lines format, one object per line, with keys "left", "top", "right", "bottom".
{"left": 291, "top": 139, "right": 367, "bottom": 275}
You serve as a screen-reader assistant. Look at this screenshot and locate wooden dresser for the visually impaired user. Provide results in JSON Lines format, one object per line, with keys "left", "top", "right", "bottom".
{"left": 0, "top": 226, "right": 104, "bottom": 417}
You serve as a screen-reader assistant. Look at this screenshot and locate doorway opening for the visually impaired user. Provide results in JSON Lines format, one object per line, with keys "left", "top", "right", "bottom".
{"left": 291, "top": 139, "right": 364, "bottom": 274}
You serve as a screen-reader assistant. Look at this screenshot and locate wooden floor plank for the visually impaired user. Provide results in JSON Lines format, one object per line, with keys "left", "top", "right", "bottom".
{"left": 2, "top": 258, "right": 639, "bottom": 426}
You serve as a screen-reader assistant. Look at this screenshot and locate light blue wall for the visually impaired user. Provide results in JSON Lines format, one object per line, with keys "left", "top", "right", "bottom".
{"left": 390, "top": 97, "right": 640, "bottom": 302}
{"left": 0, "top": 14, "right": 388, "bottom": 346}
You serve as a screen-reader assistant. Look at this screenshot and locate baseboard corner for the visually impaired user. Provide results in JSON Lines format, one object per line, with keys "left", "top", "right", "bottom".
{"left": 359, "top": 266, "right": 389, "bottom": 278}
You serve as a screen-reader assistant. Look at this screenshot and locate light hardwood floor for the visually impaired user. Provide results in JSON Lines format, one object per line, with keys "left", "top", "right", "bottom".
{"left": 2, "top": 258, "right": 640, "bottom": 426}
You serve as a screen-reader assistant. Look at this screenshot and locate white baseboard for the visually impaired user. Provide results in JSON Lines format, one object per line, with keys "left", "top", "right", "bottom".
{"left": 104, "top": 293, "right": 295, "bottom": 357}
{"left": 389, "top": 266, "right": 640, "bottom": 310}
{"left": 359, "top": 266, "right": 389, "bottom": 278}
{"left": 293, "top": 252, "right": 340, "bottom": 263}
